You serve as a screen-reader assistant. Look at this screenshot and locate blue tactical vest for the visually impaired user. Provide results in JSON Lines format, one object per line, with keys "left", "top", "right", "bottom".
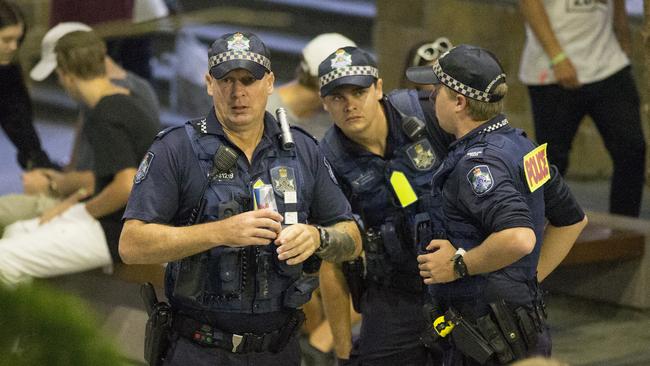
{"left": 321, "top": 90, "right": 445, "bottom": 292}
{"left": 430, "top": 117, "right": 546, "bottom": 315}
{"left": 166, "top": 116, "right": 319, "bottom": 314}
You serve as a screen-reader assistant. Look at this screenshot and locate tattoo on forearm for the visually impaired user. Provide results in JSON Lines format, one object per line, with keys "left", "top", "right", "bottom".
{"left": 317, "top": 228, "right": 357, "bottom": 263}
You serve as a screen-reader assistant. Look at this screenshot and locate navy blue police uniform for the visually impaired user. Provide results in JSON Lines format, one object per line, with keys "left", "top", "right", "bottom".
{"left": 321, "top": 88, "right": 453, "bottom": 365}
{"left": 429, "top": 114, "right": 552, "bottom": 365}
{"left": 406, "top": 44, "right": 585, "bottom": 365}
{"left": 123, "top": 108, "right": 353, "bottom": 366}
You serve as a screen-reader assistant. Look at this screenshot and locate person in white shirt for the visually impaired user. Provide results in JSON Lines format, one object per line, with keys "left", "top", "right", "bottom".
{"left": 519, "top": 0, "right": 646, "bottom": 217}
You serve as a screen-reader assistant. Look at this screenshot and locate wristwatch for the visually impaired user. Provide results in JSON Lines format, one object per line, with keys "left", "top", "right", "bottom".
{"left": 451, "top": 248, "right": 469, "bottom": 279}
{"left": 315, "top": 225, "right": 330, "bottom": 256}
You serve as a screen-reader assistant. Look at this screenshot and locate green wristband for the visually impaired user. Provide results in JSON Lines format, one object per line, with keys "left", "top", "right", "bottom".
{"left": 550, "top": 52, "right": 567, "bottom": 67}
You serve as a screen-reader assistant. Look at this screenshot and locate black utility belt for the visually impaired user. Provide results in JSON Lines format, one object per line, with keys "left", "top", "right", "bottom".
{"left": 173, "top": 311, "right": 304, "bottom": 354}
{"left": 429, "top": 300, "right": 545, "bottom": 365}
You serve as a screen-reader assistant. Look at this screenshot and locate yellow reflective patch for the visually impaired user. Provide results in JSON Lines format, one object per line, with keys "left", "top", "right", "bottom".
{"left": 390, "top": 171, "right": 418, "bottom": 207}
{"left": 523, "top": 143, "right": 550, "bottom": 192}
{"left": 253, "top": 179, "right": 265, "bottom": 209}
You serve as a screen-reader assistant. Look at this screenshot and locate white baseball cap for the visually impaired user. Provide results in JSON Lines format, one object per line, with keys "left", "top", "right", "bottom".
{"left": 30, "top": 22, "right": 92, "bottom": 81}
{"left": 301, "top": 33, "right": 356, "bottom": 77}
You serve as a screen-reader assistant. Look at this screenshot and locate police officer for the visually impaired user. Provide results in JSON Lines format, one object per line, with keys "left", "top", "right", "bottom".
{"left": 119, "top": 32, "right": 362, "bottom": 366}
{"left": 317, "top": 46, "right": 452, "bottom": 365}
{"left": 409, "top": 45, "right": 588, "bottom": 365}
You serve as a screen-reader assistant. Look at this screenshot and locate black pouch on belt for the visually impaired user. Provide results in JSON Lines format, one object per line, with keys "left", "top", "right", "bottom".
{"left": 446, "top": 308, "right": 495, "bottom": 365}
{"left": 514, "top": 306, "right": 539, "bottom": 349}
{"left": 489, "top": 300, "right": 526, "bottom": 359}
{"left": 476, "top": 314, "right": 514, "bottom": 364}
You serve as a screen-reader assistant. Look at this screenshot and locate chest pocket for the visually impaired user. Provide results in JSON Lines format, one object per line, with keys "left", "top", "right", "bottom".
{"left": 350, "top": 168, "right": 394, "bottom": 228}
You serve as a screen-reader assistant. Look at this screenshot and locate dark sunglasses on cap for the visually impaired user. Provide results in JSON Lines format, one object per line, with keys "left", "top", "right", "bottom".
{"left": 412, "top": 37, "right": 452, "bottom": 67}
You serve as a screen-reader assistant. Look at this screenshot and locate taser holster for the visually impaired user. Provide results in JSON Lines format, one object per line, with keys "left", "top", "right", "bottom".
{"left": 428, "top": 299, "right": 542, "bottom": 365}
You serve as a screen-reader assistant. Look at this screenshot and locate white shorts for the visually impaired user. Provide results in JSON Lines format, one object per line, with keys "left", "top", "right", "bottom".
{"left": 0, "top": 203, "right": 111, "bottom": 285}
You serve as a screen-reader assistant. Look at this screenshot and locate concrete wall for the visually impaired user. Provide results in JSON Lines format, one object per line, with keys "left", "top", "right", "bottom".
{"left": 375, "top": 0, "right": 650, "bottom": 181}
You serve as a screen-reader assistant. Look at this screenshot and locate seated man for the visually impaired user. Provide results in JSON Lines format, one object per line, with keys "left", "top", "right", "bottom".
{"left": 0, "top": 22, "right": 160, "bottom": 235}
{"left": 0, "top": 29, "right": 160, "bottom": 285}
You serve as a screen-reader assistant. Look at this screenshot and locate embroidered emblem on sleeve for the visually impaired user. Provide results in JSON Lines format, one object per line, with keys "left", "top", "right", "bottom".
{"left": 466, "top": 165, "right": 494, "bottom": 196}
{"left": 523, "top": 143, "right": 551, "bottom": 192}
{"left": 134, "top": 152, "right": 155, "bottom": 184}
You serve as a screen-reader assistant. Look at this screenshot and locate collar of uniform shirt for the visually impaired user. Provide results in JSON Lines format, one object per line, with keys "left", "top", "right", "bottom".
{"left": 447, "top": 114, "right": 509, "bottom": 150}
{"left": 203, "top": 108, "right": 283, "bottom": 140}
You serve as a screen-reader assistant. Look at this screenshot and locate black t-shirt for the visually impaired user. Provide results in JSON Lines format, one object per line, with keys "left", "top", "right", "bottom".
{"left": 82, "top": 94, "right": 160, "bottom": 261}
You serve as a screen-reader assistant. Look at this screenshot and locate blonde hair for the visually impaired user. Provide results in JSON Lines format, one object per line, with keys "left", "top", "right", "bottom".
{"left": 445, "top": 83, "right": 507, "bottom": 121}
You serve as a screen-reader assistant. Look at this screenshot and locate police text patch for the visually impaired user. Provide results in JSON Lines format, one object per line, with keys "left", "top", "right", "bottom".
{"left": 134, "top": 152, "right": 154, "bottom": 184}
{"left": 466, "top": 165, "right": 494, "bottom": 195}
{"left": 523, "top": 143, "right": 550, "bottom": 192}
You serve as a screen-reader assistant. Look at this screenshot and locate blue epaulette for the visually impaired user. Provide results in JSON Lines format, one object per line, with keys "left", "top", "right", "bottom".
{"left": 290, "top": 125, "right": 318, "bottom": 145}
{"left": 155, "top": 124, "right": 184, "bottom": 140}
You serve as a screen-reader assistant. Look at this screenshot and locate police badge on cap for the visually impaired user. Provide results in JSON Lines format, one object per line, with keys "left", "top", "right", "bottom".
{"left": 330, "top": 49, "right": 353, "bottom": 69}
{"left": 208, "top": 31, "right": 271, "bottom": 80}
{"left": 227, "top": 32, "right": 250, "bottom": 52}
{"left": 318, "top": 46, "right": 379, "bottom": 97}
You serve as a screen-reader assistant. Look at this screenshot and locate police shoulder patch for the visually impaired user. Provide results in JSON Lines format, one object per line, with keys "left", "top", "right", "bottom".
{"left": 134, "top": 152, "right": 155, "bottom": 184}
{"left": 466, "top": 164, "right": 494, "bottom": 196}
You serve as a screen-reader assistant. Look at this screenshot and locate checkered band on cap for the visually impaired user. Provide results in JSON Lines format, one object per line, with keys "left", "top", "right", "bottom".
{"left": 319, "top": 66, "right": 379, "bottom": 89}
{"left": 209, "top": 50, "right": 271, "bottom": 71}
{"left": 433, "top": 62, "right": 505, "bottom": 102}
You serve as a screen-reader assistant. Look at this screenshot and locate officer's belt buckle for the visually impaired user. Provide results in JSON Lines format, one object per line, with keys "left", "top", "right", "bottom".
{"left": 231, "top": 333, "right": 244, "bottom": 353}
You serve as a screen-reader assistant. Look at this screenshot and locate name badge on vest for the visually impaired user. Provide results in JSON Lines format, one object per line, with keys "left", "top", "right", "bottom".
{"left": 406, "top": 139, "right": 436, "bottom": 171}
{"left": 351, "top": 170, "right": 378, "bottom": 192}
{"left": 212, "top": 169, "right": 236, "bottom": 182}
{"left": 271, "top": 166, "right": 298, "bottom": 224}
